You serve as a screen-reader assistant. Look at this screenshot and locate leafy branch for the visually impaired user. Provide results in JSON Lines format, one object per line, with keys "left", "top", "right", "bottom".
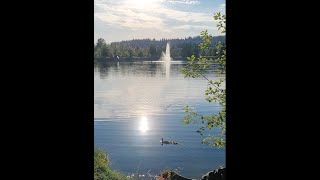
{"left": 181, "top": 12, "right": 226, "bottom": 147}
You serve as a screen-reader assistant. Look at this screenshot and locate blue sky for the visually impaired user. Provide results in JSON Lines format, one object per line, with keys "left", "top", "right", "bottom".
{"left": 94, "top": 0, "right": 225, "bottom": 43}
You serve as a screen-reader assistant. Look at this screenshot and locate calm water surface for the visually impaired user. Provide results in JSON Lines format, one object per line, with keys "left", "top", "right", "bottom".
{"left": 94, "top": 60, "right": 225, "bottom": 179}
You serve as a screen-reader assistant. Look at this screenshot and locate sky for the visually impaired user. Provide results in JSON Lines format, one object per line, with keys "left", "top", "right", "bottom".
{"left": 94, "top": 0, "right": 225, "bottom": 43}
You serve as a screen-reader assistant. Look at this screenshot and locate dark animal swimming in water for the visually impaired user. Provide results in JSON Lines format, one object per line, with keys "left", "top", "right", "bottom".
{"left": 160, "top": 138, "right": 178, "bottom": 145}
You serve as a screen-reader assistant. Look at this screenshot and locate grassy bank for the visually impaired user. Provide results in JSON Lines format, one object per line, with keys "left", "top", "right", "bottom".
{"left": 94, "top": 149, "right": 127, "bottom": 180}
{"left": 94, "top": 148, "right": 224, "bottom": 180}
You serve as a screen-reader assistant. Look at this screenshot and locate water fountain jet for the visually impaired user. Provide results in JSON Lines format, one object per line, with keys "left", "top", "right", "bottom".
{"left": 159, "top": 42, "right": 172, "bottom": 79}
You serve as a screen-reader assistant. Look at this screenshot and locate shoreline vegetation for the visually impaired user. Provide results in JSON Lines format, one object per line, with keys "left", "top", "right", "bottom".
{"left": 94, "top": 149, "right": 225, "bottom": 180}
{"left": 94, "top": 149, "right": 127, "bottom": 180}
{"left": 94, "top": 36, "right": 225, "bottom": 61}
{"left": 94, "top": 56, "right": 221, "bottom": 62}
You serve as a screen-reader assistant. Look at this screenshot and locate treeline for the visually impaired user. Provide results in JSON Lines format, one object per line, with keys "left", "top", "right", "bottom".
{"left": 94, "top": 36, "right": 225, "bottom": 60}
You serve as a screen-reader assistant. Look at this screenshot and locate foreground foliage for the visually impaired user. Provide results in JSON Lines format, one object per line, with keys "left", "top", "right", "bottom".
{"left": 94, "top": 149, "right": 127, "bottom": 180}
{"left": 181, "top": 12, "right": 226, "bottom": 147}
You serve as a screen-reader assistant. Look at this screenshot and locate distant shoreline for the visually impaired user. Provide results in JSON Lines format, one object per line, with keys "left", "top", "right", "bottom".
{"left": 94, "top": 57, "right": 188, "bottom": 61}
{"left": 94, "top": 56, "right": 218, "bottom": 62}
{"left": 94, "top": 57, "right": 161, "bottom": 62}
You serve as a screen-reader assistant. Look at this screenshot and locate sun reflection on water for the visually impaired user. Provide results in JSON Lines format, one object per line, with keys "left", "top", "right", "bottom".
{"left": 139, "top": 116, "right": 149, "bottom": 133}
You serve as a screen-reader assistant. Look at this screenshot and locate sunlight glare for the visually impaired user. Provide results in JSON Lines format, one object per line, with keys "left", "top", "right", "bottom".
{"left": 139, "top": 116, "right": 149, "bottom": 132}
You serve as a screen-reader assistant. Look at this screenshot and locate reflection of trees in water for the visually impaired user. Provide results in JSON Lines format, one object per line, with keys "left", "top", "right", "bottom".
{"left": 119, "top": 62, "right": 134, "bottom": 76}
{"left": 95, "top": 62, "right": 111, "bottom": 79}
{"left": 95, "top": 61, "right": 187, "bottom": 79}
{"left": 148, "top": 63, "right": 157, "bottom": 77}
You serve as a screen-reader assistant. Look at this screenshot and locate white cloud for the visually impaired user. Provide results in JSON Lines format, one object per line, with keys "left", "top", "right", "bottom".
{"left": 172, "top": 25, "right": 216, "bottom": 30}
{"left": 219, "top": 3, "right": 226, "bottom": 11}
{"left": 167, "top": 0, "right": 200, "bottom": 4}
{"left": 94, "top": 0, "right": 222, "bottom": 42}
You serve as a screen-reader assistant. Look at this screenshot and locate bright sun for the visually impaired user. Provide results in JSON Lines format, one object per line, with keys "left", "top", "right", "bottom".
{"left": 139, "top": 116, "right": 149, "bottom": 132}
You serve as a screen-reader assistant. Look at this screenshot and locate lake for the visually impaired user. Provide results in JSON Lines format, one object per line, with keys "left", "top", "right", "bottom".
{"left": 94, "top": 60, "right": 225, "bottom": 179}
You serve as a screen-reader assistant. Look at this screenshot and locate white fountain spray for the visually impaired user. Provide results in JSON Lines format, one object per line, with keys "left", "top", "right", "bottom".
{"left": 160, "top": 42, "right": 171, "bottom": 79}
{"left": 165, "top": 42, "right": 170, "bottom": 61}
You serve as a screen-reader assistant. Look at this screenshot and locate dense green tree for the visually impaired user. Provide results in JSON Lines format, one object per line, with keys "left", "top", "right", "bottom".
{"left": 128, "top": 49, "right": 134, "bottom": 58}
{"left": 96, "top": 38, "right": 106, "bottom": 49}
{"left": 181, "top": 43, "right": 190, "bottom": 57}
{"left": 149, "top": 44, "right": 157, "bottom": 57}
{"left": 171, "top": 48, "right": 181, "bottom": 58}
{"left": 101, "top": 44, "right": 111, "bottom": 57}
{"left": 94, "top": 48, "right": 102, "bottom": 58}
{"left": 181, "top": 43, "right": 199, "bottom": 57}
{"left": 94, "top": 36, "right": 224, "bottom": 59}
{"left": 194, "top": 44, "right": 200, "bottom": 57}
{"left": 134, "top": 46, "right": 140, "bottom": 56}
{"left": 94, "top": 38, "right": 112, "bottom": 58}
{"left": 113, "top": 47, "right": 120, "bottom": 57}
{"left": 121, "top": 50, "right": 129, "bottom": 58}
{"left": 138, "top": 49, "right": 144, "bottom": 57}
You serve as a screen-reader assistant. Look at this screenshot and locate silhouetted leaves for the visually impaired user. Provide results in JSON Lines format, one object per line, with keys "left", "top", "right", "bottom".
{"left": 181, "top": 13, "right": 226, "bottom": 147}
